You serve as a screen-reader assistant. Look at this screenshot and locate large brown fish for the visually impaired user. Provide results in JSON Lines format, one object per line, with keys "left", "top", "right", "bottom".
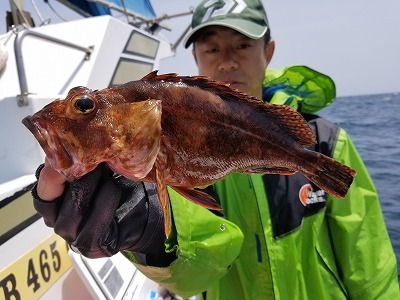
{"left": 22, "top": 71, "right": 356, "bottom": 235}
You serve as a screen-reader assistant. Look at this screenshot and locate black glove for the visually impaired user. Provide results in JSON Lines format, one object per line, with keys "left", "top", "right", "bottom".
{"left": 32, "top": 163, "right": 176, "bottom": 266}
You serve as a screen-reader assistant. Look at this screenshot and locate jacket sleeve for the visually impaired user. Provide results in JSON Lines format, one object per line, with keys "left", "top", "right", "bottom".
{"left": 123, "top": 187, "right": 244, "bottom": 298}
{"left": 326, "top": 128, "right": 400, "bottom": 298}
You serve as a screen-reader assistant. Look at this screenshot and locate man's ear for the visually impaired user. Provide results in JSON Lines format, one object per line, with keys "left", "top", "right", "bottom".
{"left": 192, "top": 48, "right": 198, "bottom": 65}
{"left": 265, "top": 39, "right": 275, "bottom": 65}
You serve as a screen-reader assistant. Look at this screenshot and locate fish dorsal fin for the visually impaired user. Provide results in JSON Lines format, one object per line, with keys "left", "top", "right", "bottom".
{"left": 260, "top": 104, "right": 317, "bottom": 147}
{"left": 141, "top": 70, "right": 164, "bottom": 80}
{"left": 142, "top": 70, "right": 231, "bottom": 93}
{"left": 141, "top": 71, "right": 316, "bottom": 146}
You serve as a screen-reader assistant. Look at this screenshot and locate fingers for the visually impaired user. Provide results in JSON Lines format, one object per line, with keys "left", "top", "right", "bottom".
{"left": 33, "top": 161, "right": 156, "bottom": 259}
{"left": 73, "top": 178, "right": 122, "bottom": 257}
{"left": 53, "top": 164, "right": 111, "bottom": 246}
{"left": 36, "top": 162, "right": 67, "bottom": 201}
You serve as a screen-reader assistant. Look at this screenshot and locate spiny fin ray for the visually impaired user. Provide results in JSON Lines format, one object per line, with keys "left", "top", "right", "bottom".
{"left": 141, "top": 71, "right": 316, "bottom": 147}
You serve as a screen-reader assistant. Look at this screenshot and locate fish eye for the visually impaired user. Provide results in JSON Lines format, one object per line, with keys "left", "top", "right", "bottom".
{"left": 73, "top": 96, "right": 96, "bottom": 114}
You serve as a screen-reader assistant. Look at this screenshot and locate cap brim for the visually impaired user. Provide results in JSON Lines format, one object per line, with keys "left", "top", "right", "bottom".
{"left": 184, "top": 18, "right": 268, "bottom": 48}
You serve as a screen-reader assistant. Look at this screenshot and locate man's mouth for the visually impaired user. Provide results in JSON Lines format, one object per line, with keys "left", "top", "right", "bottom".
{"left": 228, "top": 82, "right": 241, "bottom": 89}
{"left": 217, "top": 79, "right": 241, "bottom": 90}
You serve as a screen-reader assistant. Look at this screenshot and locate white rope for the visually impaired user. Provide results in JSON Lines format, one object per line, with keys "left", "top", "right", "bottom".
{"left": 0, "top": 30, "right": 14, "bottom": 72}
{"left": 0, "top": 43, "right": 9, "bottom": 72}
{"left": 0, "top": 31, "right": 14, "bottom": 46}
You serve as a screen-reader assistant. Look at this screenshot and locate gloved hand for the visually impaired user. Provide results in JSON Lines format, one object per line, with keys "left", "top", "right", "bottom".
{"left": 32, "top": 163, "right": 176, "bottom": 266}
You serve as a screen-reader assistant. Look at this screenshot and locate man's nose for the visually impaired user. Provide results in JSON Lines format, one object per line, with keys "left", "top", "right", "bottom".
{"left": 218, "top": 51, "right": 238, "bottom": 71}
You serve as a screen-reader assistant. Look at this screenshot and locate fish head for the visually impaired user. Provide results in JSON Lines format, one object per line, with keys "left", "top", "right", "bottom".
{"left": 22, "top": 86, "right": 162, "bottom": 180}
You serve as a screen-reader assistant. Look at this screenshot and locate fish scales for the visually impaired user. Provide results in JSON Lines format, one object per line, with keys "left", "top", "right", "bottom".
{"left": 115, "top": 76, "right": 307, "bottom": 184}
{"left": 22, "top": 71, "right": 356, "bottom": 235}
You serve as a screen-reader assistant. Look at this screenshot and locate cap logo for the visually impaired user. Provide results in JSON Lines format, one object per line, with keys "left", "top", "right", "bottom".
{"left": 201, "top": 0, "right": 248, "bottom": 23}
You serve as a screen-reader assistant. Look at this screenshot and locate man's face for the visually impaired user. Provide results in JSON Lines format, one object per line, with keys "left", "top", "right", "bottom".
{"left": 192, "top": 26, "right": 274, "bottom": 99}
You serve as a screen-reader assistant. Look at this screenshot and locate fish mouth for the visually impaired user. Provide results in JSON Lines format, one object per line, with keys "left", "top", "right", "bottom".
{"left": 22, "top": 116, "right": 74, "bottom": 172}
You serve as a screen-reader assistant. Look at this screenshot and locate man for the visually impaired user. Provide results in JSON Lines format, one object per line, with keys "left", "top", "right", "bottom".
{"left": 33, "top": 0, "right": 399, "bottom": 298}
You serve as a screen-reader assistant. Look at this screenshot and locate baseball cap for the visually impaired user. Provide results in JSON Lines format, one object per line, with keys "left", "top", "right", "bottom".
{"left": 184, "top": 0, "right": 270, "bottom": 48}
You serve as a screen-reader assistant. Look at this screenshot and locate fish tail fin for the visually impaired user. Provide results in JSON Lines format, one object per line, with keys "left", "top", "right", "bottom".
{"left": 307, "top": 153, "right": 356, "bottom": 198}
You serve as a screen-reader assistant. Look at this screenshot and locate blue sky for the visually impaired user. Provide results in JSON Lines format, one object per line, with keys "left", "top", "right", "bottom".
{"left": 1, "top": 0, "right": 399, "bottom": 96}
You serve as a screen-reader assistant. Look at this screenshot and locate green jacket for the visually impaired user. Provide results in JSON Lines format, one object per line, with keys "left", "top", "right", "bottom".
{"left": 127, "top": 66, "right": 400, "bottom": 299}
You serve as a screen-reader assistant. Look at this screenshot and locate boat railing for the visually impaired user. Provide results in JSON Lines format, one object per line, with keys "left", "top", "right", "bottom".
{"left": 13, "top": 28, "right": 94, "bottom": 106}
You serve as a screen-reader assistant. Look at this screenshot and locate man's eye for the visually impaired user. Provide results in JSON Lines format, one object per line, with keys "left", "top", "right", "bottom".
{"left": 237, "top": 43, "right": 251, "bottom": 49}
{"left": 205, "top": 48, "right": 219, "bottom": 53}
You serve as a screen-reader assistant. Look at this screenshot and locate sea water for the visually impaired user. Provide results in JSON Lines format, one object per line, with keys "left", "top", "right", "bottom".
{"left": 320, "top": 92, "right": 400, "bottom": 276}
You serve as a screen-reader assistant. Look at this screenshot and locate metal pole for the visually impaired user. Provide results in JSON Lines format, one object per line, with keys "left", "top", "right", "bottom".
{"left": 14, "top": 29, "right": 94, "bottom": 106}
{"left": 9, "top": 0, "right": 33, "bottom": 27}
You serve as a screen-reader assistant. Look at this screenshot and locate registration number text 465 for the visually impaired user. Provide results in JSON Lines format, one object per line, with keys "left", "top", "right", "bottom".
{"left": 0, "top": 234, "right": 72, "bottom": 300}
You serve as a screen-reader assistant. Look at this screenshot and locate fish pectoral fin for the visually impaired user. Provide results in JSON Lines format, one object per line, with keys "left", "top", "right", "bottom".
{"left": 242, "top": 166, "right": 296, "bottom": 175}
{"left": 171, "top": 186, "right": 222, "bottom": 211}
{"left": 156, "top": 168, "right": 171, "bottom": 237}
{"left": 108, "top": 100, "right": 162, "bottom": 179}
